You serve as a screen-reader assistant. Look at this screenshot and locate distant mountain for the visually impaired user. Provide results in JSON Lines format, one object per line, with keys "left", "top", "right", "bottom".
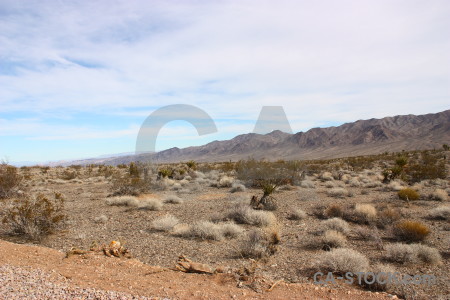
{"left": 54, "top": 110, "right": 450, "bottom": 166}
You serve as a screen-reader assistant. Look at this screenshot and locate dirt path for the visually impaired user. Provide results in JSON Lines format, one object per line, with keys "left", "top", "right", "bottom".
{"left": 0, "top": 239, "right": 396, "bottom": 299}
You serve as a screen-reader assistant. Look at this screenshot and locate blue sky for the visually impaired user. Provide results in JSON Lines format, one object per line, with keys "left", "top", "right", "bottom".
{"left": 0, "top": 0, "right": 449, "bottom": 163}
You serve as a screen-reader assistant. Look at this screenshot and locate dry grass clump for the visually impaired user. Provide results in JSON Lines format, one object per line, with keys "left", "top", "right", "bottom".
{"left": 324, "top": 204, "right": 344, "bottom": 218}
{"left": 230, "top": 183, "right": 246, "bottom": 193}
{"left": 430, "top": 189, "right": 448, "bottom": 201}
{"left": 152, "top": 215, "right": 179, "bottom": 232}
{"left": 320, "top": 172, "right": 334, "bottom": 181}
{"left": 388, "top": 181, "right": 404, "bottom": 191}
{"left": 428, "top": 206, "right": 450, "bottom": 220}
{"left": 2, "top": 193, "right": 66, "bottom": 240}
{"left": 316, "top": 248, "right": 369, "bottom": 274}
{"left": 164, "top": 195, "right": 183, "bottom": 204}
{"left": 412, "top": 244, "right": 442, "bottom": 265}
{"left": 94, "top": 214, "right": 108, "bottom": 224}
{"left": 218, "top": 176, "right": 234, "bottom": 187}
{"left": 178, "top": 221, "right": 224, "bottom": 241}
{"left": 106, "top": 196, "right": 139, "bottom": 207}
{"left": 392, "top": 220, "right": 430, "bottom": 242}
{"left": 385, "top": 243, "right": 415, "bottom": 263}
{"left": 238, "top": 227, "right": 280, "bottom": 259}
{"left": 300, "top": 180, "right": 315, "bottom": 188}
{"left": 397, "top": 188, "right": 420, "bottom": 201}
{"left": 321, "top": 218, "right": 350, "bottom": 235}
{"left": 138, "top": 198, "right": 163, "bottom": 211}
{"left": 354, "top": 204, "right": 377, "bottom": 224}
{"left": 320, "top": 230, "right": 347, "bottom": 250}
{"left": 289, "top": 208, "right": 307, "bottom": 220}
{"left": 362, "top": 263, "right": 397, "bottom": 292}
{"left": 174, "top": 221, "right": 243, "bottom": 241}
{"left": 227, "top": 204, "right": 276, "bottom": 227}
{"left": 385, "top": 243, "right": 441, "bottom": 265}
{"left": 327, "top": 188, "right": 350, "bottom": 198}
{"left": 220, "top": 222, "right": 244, "bottom": 238}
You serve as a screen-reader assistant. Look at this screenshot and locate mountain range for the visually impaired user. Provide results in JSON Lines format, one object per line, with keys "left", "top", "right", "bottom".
{"left": 49, "top": 109, "right": 450, "bottom": 166}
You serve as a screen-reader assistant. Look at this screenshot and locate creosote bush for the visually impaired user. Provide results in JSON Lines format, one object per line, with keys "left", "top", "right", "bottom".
{"left": 397, "top": 188, "right": 420, "bottom": 201}
{"left": 2, "top": 193, "right": 66, "bottom": 240}
{"left": 392, "top": 220, "right": 430, "bottom": 242}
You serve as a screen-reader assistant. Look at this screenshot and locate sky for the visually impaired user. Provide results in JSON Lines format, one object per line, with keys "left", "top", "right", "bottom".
{"left": 0, "top": 0, "right": 449, "bottom": 163}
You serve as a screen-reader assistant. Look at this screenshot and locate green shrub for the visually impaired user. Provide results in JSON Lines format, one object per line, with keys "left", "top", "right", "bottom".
{"left": 397, "top": 188, "right": 420, "bottom": 201}
{"left": 2, "top": 193, "right": 66, "bottom": 240}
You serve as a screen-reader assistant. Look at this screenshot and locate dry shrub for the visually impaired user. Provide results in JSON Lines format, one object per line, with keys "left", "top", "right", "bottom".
{"left": 385, "top": 243, "right": 441, "bottom": 265}
{"left": 324, "top": 204, "right": 344, "bottom": 218}
{"left": 397, "top": 188, "right": 420, "bottom": 201}
{"left": 392, "top": 220, "right": 430, "bottom": 242}
{"left": 385, "top": 243, "right": 416, "bottom": 263}
{"left": 321, "top": 230, "right": 347, "bottom": 250}
{"left": 0, "top": 165, "right": 22, "bottom": 199}
{"left": 320, "top": 172, "right": 334, "bottom": 181}
{"left": 300, "top": 180, "right": 315, "bottom": 189}
{"left": 327, "top": 188, "right": 350, "bottom": 198}
{"left": 428, "top": 206, "right": 450, "bottom": 220}
{"left": 227, "top": 204, "right": 276, "bottom": 227}
{"left": 180, "top": 221, "right": 224, "bottom": 241}
{"left": 220, "top": 222, "right": 244, "bottom": 238}
{"left": 316, "top": 248, "right": 369, "bottom": 274}
{"left": 152, "top": 215, "right": 179, "bottom": 232}
{"left": 430, "top": 189, "right": 448, "bottom": 201}
{"left": 138, "top": 198, "right": 163, "bottom": 211}
{"left": 110, "top": 174, "right": 151, "bottom": 196}
{"left": 289, "top": 208, "right": 307, "bottom": 220}
{"left": 174, "top": 221, "right": 243, "bottom": 241}
{"left": 239, "top": 227, "right": 280, "bottom": 259}
{"left": 218, "top": 176, "right": 234, "bottom": 187}
{"left": 2, "top": 193, "right": 65, "bottom": 240}
{"left": 362, "top": 263, "right": 397, "bottom": 292}
{"left": 377, "top": 207, "right": 401, "bottom": 228}
{"left": 354, "top": 204, "right": 377, "bottom": 224}
{"left": 94, "top": 215, "right": 108, "bottom": 224}
{"left": 412, "top": 244, "right": 442, "bottom": 265}
{"left": 106, "top": 196, "right": 139, "bottom": 207}
{"left": 321, "top": 218, "right": 350, "bottom": 235}
{"left": 164, "top": 195, "right": 183, "bottom": 204}
{"left": 230, "top": 183, "right": 246, "bottom": 193}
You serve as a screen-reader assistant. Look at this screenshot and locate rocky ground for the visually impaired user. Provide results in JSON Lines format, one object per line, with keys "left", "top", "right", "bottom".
{"left": 0, "top": 161, "right": 449, "bottom": 299}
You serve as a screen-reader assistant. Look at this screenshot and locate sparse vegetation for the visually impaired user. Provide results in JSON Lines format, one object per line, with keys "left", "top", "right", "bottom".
{"left": 0, "top": 164, "right": 22, "bottom": 199}
{"left": 2, "top": 193, "right": 66, "bottom": 240}
{"left": 428, "top": 206, "right": 450, "bottom": 220}
{"left": 288, "top": 208, "right": 307, "bottom": 220}
{"left": 227, "top": 204, "right": 276, "bottom": 227}
{"left": 354, "top": 203, "right": 377, "bottom": 224}
{"left": 385, "top": 243, "right": 441, "bottom": 265}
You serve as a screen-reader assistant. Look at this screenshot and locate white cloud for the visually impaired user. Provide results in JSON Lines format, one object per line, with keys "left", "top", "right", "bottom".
{"left": 0, "top": 0, "right": 449, "bottom": 160}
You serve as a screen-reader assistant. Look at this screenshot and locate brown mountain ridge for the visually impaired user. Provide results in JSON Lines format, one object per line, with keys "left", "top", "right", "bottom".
{"left": 57, "top": 109, "right": 450, "bottom": 165}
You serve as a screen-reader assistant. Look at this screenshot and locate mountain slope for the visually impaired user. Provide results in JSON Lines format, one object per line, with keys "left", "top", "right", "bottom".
{"left": 59, "top": 110, "right": 450, "bottom": 165}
